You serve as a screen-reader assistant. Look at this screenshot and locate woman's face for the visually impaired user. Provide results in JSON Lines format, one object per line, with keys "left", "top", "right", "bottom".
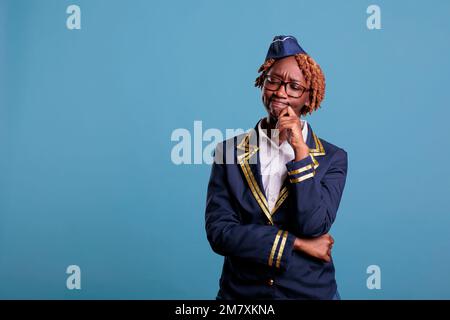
{"left": 262, "top": 56, "right": 310, "bottom": 122}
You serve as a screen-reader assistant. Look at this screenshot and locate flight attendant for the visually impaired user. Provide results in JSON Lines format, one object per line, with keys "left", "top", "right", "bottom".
{"left": 205, "top": 35, "right": 348, "bottom": 300}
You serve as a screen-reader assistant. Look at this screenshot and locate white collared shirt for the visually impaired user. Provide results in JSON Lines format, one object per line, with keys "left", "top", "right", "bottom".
{"left": 257, "top": 117, "right": 309, "bottom": 212}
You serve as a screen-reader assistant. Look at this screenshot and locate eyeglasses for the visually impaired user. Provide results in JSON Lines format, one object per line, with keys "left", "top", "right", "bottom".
{"left": 263, "top": 75, "right": 309, "bottom": 98}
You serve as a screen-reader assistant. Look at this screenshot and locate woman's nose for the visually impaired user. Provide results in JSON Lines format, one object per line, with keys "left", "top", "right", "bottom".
{"left": 275, "top": 85, "right": 288, "bottom": 98}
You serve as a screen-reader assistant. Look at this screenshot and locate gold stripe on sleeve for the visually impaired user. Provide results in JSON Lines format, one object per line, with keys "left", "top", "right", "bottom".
{"left": 287, "top": 163, "right": 314, "bottom": 176}
{"left": 287, "top": 154, "right": 320, "bottom": 176}
{"left": 268, "top": 230, "right": 283, "bottom": 267}
{"left": 289, "top": 171, "right": 315, "bottom": 184}
{"left": 275, "top": 231, "right": 289, "bottom": 268}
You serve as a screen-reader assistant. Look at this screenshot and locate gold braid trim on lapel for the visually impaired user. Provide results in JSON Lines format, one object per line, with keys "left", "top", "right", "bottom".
{"left": 237, "top": 132, "right": 291, "bottom": 225}
{"left": 238, "top": 133, "right": 272, "bottom": 224}
{"left": 309, "top": 132, "right": 326, "bottom": 156}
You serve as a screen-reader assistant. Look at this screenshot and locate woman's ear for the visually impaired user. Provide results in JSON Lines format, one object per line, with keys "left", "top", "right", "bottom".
{"left": 305, "top": 95, "right": 310, "bottom": 107}
{"left": 301, "top": 100, "right": 310, "bottom": 116}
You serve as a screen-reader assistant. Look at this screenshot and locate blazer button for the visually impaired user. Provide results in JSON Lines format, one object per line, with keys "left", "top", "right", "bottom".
{"left": 267, "top": 279, "right": 274, "bottom": 286}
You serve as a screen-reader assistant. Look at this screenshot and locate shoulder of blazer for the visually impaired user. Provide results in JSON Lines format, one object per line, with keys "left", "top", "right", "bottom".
{"left": 318, "top": 137, "right": 348, "bottom": 160}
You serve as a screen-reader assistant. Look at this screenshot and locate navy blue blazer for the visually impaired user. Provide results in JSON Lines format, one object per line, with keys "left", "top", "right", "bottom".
{"left": 205, "top": 119, "right": 348, "bottom": 300}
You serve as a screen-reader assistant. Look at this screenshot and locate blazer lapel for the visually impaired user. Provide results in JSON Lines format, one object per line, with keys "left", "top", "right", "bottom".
{"left": 237, "top": 125, "right": 273, "bottom": 224}
{"left": 306, "top": 122, "right": 326, "bottom": 157}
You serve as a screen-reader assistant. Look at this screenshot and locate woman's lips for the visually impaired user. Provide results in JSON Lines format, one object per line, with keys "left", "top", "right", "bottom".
{"left": 271, "top": 100, "right": 288, "bottom": 108}
{"left": 271, "top": 101, "right": 289, "bottom": 116}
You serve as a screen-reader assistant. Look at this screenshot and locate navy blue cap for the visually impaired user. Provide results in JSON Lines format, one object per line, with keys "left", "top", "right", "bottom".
{"left": 265, "top": 35, "right": 306, "bottom": 61}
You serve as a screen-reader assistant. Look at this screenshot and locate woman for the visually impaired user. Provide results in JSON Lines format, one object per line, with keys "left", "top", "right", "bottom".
{"left": 205, "top": 35, "right": 348, "bottom": 300}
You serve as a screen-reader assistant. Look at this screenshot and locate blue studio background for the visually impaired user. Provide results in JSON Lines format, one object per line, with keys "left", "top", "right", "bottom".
{"left": 1, "top": 0, "right": 450, "bottom": 299}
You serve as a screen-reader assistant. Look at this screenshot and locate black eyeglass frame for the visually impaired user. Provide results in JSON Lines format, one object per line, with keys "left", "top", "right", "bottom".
{"left": 263, "top": 75, "right": 310, "bottom": 98}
